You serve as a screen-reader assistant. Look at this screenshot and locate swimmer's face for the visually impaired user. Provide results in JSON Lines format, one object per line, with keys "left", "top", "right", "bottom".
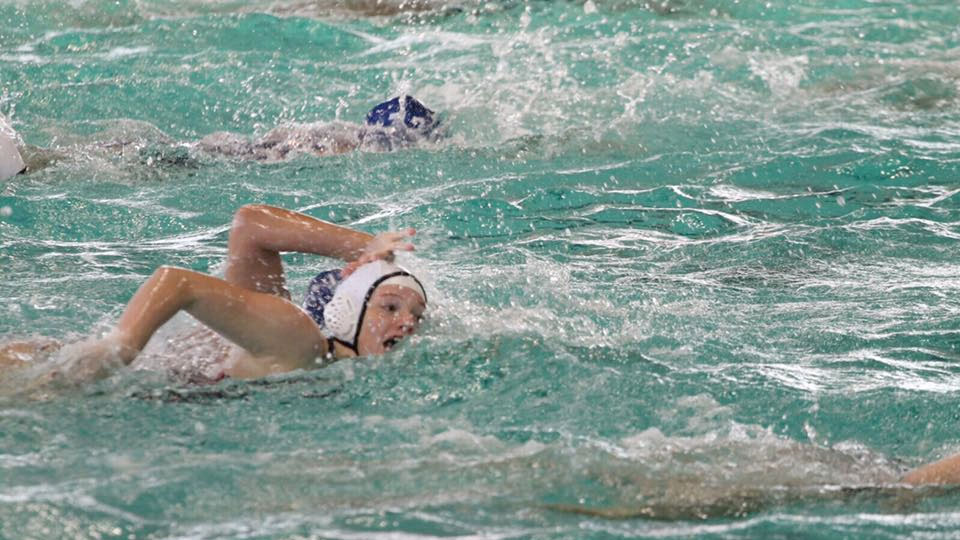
{"left": 356, "top": 284, "right": 426, "bottom": 355}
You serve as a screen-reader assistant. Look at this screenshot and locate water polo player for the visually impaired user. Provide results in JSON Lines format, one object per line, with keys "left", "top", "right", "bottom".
{"left": 197, "top": 95, "right": 442, "bottom": 161}
{"left": 4, "top": 96, "right": 441, "bottom": 174}
{"left": 2, "top": 204, "right": 427, "bottom": 382}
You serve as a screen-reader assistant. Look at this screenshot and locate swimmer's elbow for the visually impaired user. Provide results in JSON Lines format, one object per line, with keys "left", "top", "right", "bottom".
{"left": 233, "top": 204, "right": 270, "bottom": 226}
{"left": 230, "top": 205, "right": 278, "bottom": 243}
{"left": 153, "top": 264, "right": 188, "bottom": 281}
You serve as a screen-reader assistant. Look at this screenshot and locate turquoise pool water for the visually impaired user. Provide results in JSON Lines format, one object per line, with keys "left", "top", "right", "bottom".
{"left": 2, "top": 0, "right": 960, "bottom": 537}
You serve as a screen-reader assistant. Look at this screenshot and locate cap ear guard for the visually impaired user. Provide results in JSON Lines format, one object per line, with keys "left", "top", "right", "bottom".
{"left": 324, "top": 293, "right": 359, "bottom": 343}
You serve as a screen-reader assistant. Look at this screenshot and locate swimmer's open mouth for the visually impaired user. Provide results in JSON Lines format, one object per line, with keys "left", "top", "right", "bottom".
{"left": 383, "top": 337, "right": 401, "bottom": 350}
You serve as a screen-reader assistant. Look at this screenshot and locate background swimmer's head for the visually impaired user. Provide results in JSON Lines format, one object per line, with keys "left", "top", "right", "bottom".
{"left": 366, "top": 95, "right": 436, "bottom": 130}
{"left": 359, "top": 95, "right": 444, "bottom": 151}
{"left": 324, "top": 260, "right": 427, "bottom": 356}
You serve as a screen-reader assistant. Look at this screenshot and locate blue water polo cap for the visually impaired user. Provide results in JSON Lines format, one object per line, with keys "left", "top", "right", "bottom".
{"left": 303, "top": 269, "right": 344, "bottom": 328}
{"left": 366, "top": 95, "right": 436, "bottom": 131}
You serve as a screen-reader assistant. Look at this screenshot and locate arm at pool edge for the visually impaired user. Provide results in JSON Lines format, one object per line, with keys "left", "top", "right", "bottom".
{"left": 902, "top": 452, "right": 960, "bottom": 485}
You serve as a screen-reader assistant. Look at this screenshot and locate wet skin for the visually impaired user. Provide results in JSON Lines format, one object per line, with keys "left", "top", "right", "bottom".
{"left": 355, "top": 284, "right": 426, "bottom": 356}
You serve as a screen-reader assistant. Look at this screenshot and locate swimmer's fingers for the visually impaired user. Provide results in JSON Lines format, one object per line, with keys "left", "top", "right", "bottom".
{"left": 342, "top": 251, "right": 389, "bottom": 277}
{"left": 370, "top": 229, "right": 416, "bottom": 255}
{"left": 342, "top": 229, "right": 416, "bottom": 278}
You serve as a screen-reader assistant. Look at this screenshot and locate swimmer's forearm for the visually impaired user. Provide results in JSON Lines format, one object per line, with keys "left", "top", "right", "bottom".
{"left": 111, "top": 265, "right": 325, "bottom": 368}
{"left": 229, "top": 204, "right": 374, "bottom": 262}
{"left": 902, "top": 452, "right": 960, "bottom": 485}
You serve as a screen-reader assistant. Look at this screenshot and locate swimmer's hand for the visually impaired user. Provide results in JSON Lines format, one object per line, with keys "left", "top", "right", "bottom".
{"left": 342, "top": 229, "right": 415, "bottom": 278}
{"left": 31, "top": 337, "right": 133, "bottom": 389}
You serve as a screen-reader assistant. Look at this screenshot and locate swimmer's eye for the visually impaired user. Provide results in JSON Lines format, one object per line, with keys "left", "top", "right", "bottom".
{"left": 383, "top": 302, "right": 399, "bottom": 313}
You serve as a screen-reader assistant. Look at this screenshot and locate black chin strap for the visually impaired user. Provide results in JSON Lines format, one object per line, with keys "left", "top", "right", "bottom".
{"left": 330, "top": 337, "right": 358, "bottom": 356}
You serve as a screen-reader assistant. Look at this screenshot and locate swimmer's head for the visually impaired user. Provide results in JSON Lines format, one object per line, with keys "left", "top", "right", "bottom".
{"left": 366, "top": 95, "right": 437, "bottom": 130}
{"left": 324, "top": 260, "right": 427, "bottom": 356}
{"left": 360, "top": 95, "right": 442, "bottom": 151}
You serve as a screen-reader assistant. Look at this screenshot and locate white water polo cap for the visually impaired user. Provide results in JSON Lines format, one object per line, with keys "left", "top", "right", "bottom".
{"left": 323, "top": 260, "right": 426, "bottom": 351}
{"left": 0, "top": 115, "right": 25, "bottom": 182}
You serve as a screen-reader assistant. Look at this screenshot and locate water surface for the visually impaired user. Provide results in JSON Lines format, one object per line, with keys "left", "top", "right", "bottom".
{"left": 2, "top": 0, "right": 960, "bottom": 537}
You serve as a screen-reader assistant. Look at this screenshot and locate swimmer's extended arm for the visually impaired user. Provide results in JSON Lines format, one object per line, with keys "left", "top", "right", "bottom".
{"left": 902, "top": 452, "right": 960, "bottom": 485}
{"left": 225, "top": 204, "right": 414, "bottom": 297}
{"left": 57, "top": 266, "right": 329, "bottom": 383}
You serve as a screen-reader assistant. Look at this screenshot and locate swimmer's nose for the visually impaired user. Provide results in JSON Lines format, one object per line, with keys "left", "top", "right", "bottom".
{"left": 398, "top": 312, "right": 418, "bottom": 334}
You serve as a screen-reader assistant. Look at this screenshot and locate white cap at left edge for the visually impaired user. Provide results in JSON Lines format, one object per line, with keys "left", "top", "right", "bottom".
{"left": 0, "top": 115, "right": 24, "bottom": 182}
